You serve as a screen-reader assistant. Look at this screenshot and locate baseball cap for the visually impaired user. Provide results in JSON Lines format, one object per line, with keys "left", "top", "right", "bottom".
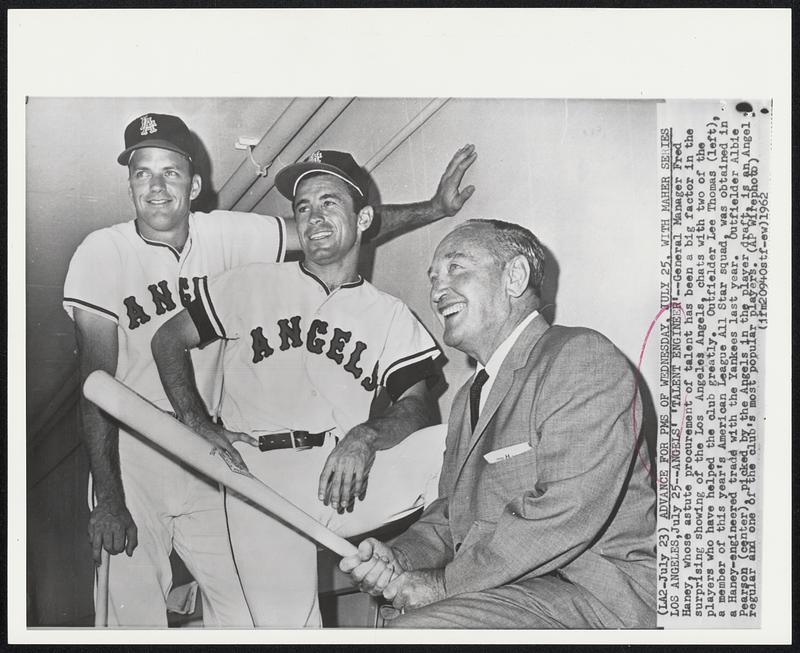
{"left": 117, "top": 113, "right": 196, "bottom": 165}
{"left": 275, "top": 150, "right": 369, "bottom": 200}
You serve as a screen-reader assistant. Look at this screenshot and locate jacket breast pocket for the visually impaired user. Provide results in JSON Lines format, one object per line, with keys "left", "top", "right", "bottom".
{"left": 480, "top": 444, "right": 538, "bottom": 498}
{"left": 483, "top": 441, "right": 532, "bottom": 464}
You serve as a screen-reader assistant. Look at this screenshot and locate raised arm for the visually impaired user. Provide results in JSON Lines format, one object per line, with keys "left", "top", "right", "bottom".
{"left": 317, "top": 380, "right": 437, "bottom": 512}
{"left": 280, "top": 145, "right": 477, "bottom": 253}
{"left": 150, "top": 309, "right": 257, "bottom": 470}
{"left": 74, "top": 309, "right": 137, "bottom": 564}
{"left": 373, "top": 144, "right": 477, "bottom": 243}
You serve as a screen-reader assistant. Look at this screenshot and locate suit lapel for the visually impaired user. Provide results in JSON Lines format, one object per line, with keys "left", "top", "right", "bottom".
{"left": 453, "top": 313, "right": 550, "bottom": 480}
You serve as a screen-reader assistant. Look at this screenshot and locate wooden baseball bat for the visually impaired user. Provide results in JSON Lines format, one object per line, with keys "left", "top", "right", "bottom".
{"left": 94, "top": 548, "right": 110, "bottom": 627}
{"left": 82, "top": 370, "right": 357, "bottom": 559}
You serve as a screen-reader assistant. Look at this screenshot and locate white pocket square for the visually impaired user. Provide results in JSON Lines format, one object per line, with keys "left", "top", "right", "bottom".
{"left": 483, "top": 442, "right": 532, "bottom": 464}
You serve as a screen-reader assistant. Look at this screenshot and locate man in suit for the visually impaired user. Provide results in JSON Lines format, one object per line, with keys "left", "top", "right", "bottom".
{"left": 339, "top": 219, "right": 656, "bottom": 628}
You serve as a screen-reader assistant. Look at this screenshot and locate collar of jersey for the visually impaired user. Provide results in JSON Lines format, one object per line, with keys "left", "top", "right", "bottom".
{"left": 299, "top": 261, "right": 363, "bottom": 295}
{"left": 133, "top": 218, "right": 190, "bottom": 261}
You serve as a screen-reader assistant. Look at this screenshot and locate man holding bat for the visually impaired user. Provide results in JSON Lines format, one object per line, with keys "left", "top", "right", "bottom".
{"left": 64, "top": 111, "right": 476, "bottom": 627}
{"left": 151, "top": 150, "right": 458, "bottom": 626}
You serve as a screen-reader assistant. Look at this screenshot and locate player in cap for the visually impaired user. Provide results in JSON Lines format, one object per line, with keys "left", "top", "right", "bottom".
{"left": 64, "top": 112, "right": 477, "bottom": 627}
{"left": 117, "top": 113, "right": 197, "bottom": 164}
{"left": 274, "top": 149, "right": 369, "bottom": 198}
{"left": 150, "top": 149, "right": 455, "bottom": 626}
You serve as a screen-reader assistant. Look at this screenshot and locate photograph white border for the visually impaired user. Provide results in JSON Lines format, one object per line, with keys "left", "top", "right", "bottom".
{"left": 8, "top": 8, "right": 792, "bottom": 645}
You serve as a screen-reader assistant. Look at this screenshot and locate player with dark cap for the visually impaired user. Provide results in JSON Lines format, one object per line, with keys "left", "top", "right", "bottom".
{"left": 150, "top": 148, "right": 453, "bottom": 626}
{"left": 64, "top": 112, "right": 476, "bottom": 627}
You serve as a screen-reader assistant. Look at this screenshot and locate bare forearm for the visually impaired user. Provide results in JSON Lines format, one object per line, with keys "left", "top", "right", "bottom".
{"left": 152, "top": 313, "right": 257, "bottom": 469}
{"left": 79, "top": 397, "right": 125, "bottom": 505}
{"left": 74, "top": 310, "right": 126, "bottom": 506}
{"left": 372, "top": 201, "right": 443, "bottom": 244}
{"left": 372, "top": 144, "right": 477, "bottom": 243}
{"left": 73, "top": 310, "right": 140, "bottom": 557}
{"left": 151, "top": 331, "right": 210, "bottom": 430}
{"left": 358, "top": 391, "right": 437, "bottom": 452}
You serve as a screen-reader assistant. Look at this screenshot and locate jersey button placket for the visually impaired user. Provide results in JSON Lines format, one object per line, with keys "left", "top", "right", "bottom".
{"left": 308, "top": 299, "right": 327, "bottom": 400}
{"left": 177, "top": 234, "right": 193, "bottom": 275}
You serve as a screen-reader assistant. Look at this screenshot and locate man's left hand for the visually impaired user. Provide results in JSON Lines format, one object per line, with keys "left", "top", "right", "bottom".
{"left": 431, "top": 144, "right": 477, "bottom": 217}
{"left": 383, "top": 569, "right": 446, "bottom": 611}
{"left": 340, "top": 538, "right": 404, "bottom": 596}
{"left": 317, "top": 426, "right": 377, "bottom": 511}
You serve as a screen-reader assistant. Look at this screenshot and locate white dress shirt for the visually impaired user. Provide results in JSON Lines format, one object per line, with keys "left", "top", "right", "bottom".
{"left": 475, "top": 310, "right": 540, "bottom": 412}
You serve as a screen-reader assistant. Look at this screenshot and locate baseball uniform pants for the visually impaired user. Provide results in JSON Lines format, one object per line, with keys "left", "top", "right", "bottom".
{"left": 225, "top": 424, "right": 447, "bottom": 627}
{"left": 93, "top": 432, "right": 253, "bottom": 627}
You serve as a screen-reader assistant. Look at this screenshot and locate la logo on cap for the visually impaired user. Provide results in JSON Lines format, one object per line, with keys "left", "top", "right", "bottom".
{"left": 308, "top": 150, "right": 323, "bottom": 163}
{"left": 139, "top": 115, "right": 158, "bottom": 136}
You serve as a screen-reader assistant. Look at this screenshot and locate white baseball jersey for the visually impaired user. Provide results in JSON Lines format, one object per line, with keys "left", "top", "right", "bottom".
{"left": 62, "top": 210, "right": 285, "bottom": 627}
{"left": 188, "top": 261, "right": 441, "bottom": 437}
{"left": 64, "top": 211, "right": 286, "bottom": 414}
{"left": 187, "top": 260, "right": 444, "bottom": 627}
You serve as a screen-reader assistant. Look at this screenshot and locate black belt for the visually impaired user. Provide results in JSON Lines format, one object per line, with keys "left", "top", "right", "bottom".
{"left": 258, "top": 430, "right": 328, "bottom": 452}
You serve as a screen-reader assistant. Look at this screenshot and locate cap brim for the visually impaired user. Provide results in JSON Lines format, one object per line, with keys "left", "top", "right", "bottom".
{"left": 274, "top": 162, "right": 364, "bottom": 200}
{"left": 117, "top": 140, "right": 193, "bottom": 165}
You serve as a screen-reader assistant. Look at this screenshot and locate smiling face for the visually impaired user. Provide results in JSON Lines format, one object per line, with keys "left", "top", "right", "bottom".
{"left": 293, "top": 174, "right": 372, "bottom": 271}
{"left": 128, "top": 147, "right": 200, "bottom": 248}
{"left": 428, "top": 225, "right": 513, "bottom": 364}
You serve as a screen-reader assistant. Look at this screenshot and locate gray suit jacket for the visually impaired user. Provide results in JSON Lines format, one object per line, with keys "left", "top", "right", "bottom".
{"left": 392, "top": 314, "right": 656, "bottom": 627}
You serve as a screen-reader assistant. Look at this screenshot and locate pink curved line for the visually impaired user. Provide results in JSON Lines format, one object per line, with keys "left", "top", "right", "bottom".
{"left": 633, "top": 302, "right": 685, "bottom": 481}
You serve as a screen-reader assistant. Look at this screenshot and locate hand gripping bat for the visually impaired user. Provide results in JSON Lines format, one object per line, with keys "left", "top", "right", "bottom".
{"left": 82, "top": 370, "right": 358, "bottom": 559}
{"left": 83, "top": 371, "right": 413, "bottom": 620}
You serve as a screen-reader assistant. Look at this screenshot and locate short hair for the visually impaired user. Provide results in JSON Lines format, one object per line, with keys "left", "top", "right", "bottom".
{"left": 462, "top": 219, "right": 546, "bottom": 296}
{"left": 295, "top": 171, "right": 368, "bottom": 213}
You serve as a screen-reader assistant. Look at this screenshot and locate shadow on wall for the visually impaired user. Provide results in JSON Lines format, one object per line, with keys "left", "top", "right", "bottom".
{"left": 356, "top": 176, "right": 384, "bottom": 283}
{"left": 189, "top": 133, "right": 218, "bottom": 213}
{"left": 539, "top": 242, "right": 559, "bottom": 326}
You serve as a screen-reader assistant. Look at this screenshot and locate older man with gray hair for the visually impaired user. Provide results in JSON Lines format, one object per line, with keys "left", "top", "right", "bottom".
{"left": 341, "top": 218, "right": 656, "bottom": 629}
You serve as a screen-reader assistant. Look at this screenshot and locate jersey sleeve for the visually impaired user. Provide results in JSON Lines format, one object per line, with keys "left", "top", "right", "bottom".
{"left": 185, "top": 266, "right": 249, "bottom": 349}
{"left": 210, "top": 211, "right": 287, "bottom": 268}
{"left": 63, "top": 230, "right": 122, "bottom": 323}
{"left": 379, "top": 303, "right": 442, "bottom": 402}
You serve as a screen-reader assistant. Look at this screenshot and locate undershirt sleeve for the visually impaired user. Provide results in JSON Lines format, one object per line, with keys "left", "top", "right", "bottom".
{"left": 185, "top": 272, "right": 236, "bottom": 349}
{"left": 380, "top": 303, "right": 442, "bottom": 401}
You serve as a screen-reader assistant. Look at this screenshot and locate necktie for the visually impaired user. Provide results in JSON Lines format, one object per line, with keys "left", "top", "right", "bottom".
{"left": 469, "top": 369, "right": 490, "bottom": 432}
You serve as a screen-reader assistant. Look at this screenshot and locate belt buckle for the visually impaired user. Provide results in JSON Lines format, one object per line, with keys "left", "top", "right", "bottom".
{"left": 291, "top": 430, "right": 314, "bottom": 451}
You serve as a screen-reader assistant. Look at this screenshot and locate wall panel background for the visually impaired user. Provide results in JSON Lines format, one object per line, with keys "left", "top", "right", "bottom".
{"left": 26, "top": 97, "right": 659, "bottom": 624}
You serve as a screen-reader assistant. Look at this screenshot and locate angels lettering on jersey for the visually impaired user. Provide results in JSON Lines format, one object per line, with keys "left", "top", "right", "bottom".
{"left": 123, "top": 275, "right": 207, "bottom": 330}
{"left": 186, "top": 261, "right": 442, "bottom": 434}
{"left": 123, "top": 277, "right": 378, "bottom": 393}
{"left": 250, "top": 315, "right": 379, "bottom": 393}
